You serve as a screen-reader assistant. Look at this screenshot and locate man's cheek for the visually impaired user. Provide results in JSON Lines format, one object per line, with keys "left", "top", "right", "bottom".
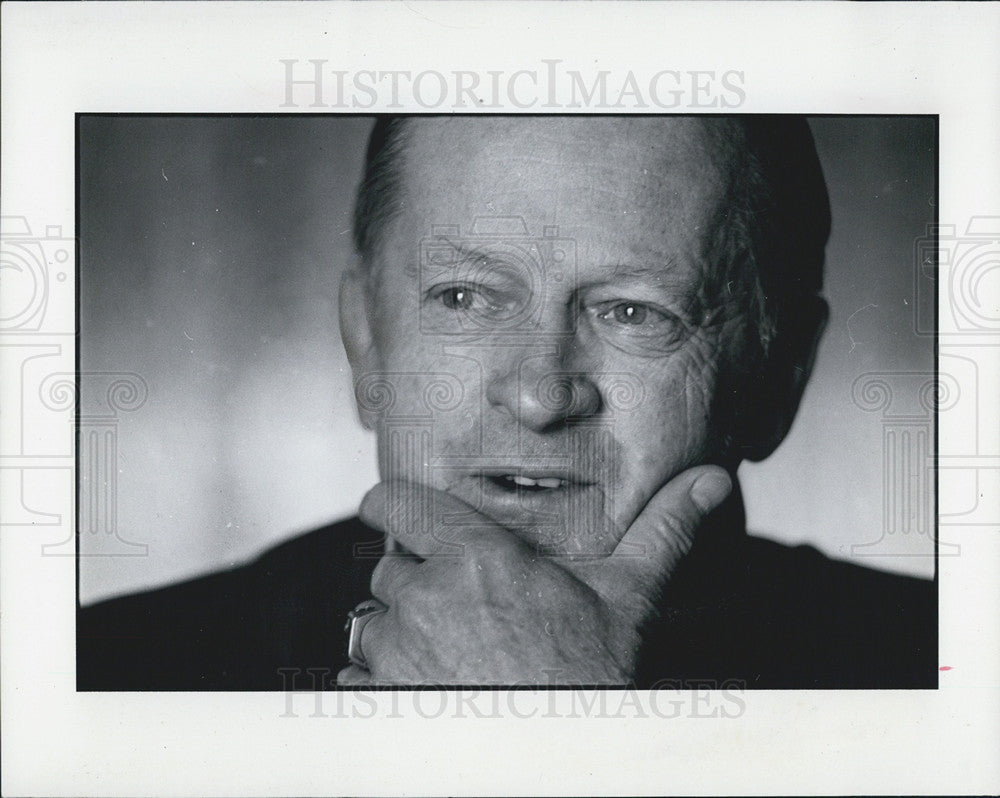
{"left": 611, "top": 357, "right": 717, "bottom": 497}
{"left": 670, "top": 337, "right": 723, "bottom": 418}
{"left": 602, "top": 410, "right": 670, "bottom": 512}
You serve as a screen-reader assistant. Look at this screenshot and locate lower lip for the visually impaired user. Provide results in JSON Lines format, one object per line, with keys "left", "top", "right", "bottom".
{"left": 468, "top": 476, "right": 613, "bottom": 554}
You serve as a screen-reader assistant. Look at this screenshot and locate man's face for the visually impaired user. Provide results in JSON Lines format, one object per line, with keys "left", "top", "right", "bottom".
{"left": 354, "top": 117, "right": 755, "bottom": 557}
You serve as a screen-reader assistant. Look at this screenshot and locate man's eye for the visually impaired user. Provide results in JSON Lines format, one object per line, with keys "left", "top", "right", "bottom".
{"left": 423, "top": 282, "right": 531, "bottom": 333}
{"left": 434, "top": 285, "right": 500, "bottom": 313}
{"left": 439, "top": 287, "right": 476, "bottom": 311}
{"left": 608, "top": 303, "right": 648, "bottom": 325}
{"left": 590, "top": 300, "right": 688, "bottom": 355}
{"left": 598, "top": 301, "right": 670, "bottom": 328}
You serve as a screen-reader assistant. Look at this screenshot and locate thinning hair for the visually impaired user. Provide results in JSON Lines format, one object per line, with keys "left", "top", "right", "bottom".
{"left": 351, "top": 116, "right": 831, "bottom": 356}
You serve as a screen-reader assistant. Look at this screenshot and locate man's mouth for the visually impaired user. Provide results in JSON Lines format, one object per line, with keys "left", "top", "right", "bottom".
{"left": 475, "top": 468, "right": 597, "bottom": 497}
{"left": 488, "top": 474, "right": 570, "bottom": 491}
{"left": 439, "top": 467, "right": 612, "bottom": 554}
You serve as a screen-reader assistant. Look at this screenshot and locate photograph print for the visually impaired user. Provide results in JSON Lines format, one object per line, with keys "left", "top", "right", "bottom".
{"left": 76, "top": 114, "right": 937, "bottom": 690}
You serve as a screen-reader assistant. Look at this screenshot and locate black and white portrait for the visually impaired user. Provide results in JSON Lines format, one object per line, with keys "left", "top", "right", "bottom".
{"left": 77, "top": 114, "right": 937, "bottom": 690}
{"left": 8, "top": 2, "right": 1000, "bottom": 794}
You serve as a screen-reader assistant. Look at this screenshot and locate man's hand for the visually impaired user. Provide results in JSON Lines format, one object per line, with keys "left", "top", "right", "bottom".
{"left": 337, "top": 466, "right": 732, "bottom": 685}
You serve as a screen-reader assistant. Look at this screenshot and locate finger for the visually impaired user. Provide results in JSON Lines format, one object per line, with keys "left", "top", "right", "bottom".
{"left": 608, "top": 465, "right": 732, "bottom": 598}
{"left": 337, "top": 665, "right": 373, "bottom": 686}
{"left": 351, "top": 607, "right": 390, "bottom": 675}
{"left": 370, "top": 551, "right": 419, "bottom": 604}
{"left": 360, "top": 480, "right": 507, "bottom": 560}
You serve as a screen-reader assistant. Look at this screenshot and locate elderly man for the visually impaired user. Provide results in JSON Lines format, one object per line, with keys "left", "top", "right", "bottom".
{"left": 79, "top": 116, "right": 935, "bottom": 690}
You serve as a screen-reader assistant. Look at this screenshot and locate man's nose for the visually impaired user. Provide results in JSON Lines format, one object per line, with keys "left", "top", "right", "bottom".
{"left": 484, "top": 346, "right": 603, "bottom": 433}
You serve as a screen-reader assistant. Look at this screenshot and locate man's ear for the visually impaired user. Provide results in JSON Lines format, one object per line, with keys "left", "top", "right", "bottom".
{"left": 339, "top": 267, "right": 379, "bottom": 429}
{"left": 742, "top": 295, "right": 829, "bottom": 462}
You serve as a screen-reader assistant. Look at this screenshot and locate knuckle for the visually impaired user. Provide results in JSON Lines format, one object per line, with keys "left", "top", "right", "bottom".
{"left": 393, "top": 591, "right": 433, "bottom": 638}
{"left": 651, "top": 505, "right": 697, "bottom": 558}
{"left": 358, "top": 486, "right": 385, "bottom": 528}
{"left": 359, "top": 613, "right": 387, "bottom": 665}
{"left": 657, "top": 505, "right": 692, "bottom": 538}
{"left": 393, "top": 579, "right": 418, "bottom": 608}
{"left": 370, "top": 557, "right": 395, "bottom": 599}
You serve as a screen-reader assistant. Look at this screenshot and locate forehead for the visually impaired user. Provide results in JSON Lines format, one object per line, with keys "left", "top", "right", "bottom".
{"left": 384, "top": 117, "right": 740, "bottom": 284}
{"left": 384, "top": 117, "right": 742, "bottom": 279}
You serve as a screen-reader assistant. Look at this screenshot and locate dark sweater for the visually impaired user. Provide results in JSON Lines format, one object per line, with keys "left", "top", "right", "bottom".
{"left": 78, "top": 516, "right": 936, "bottom": 691}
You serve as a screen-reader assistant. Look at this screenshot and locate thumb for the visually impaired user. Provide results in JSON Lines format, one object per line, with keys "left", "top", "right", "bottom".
{"left": 605, "top": 465, "right": 732, "bottom": 605}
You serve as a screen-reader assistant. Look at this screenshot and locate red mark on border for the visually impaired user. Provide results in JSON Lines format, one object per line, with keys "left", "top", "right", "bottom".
{"left": 939, "top": 666, "right": 953, "bottom": 671}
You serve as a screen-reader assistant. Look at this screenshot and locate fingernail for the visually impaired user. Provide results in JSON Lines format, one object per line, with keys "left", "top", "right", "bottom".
{"left": 691, "top": 471, "right": 732, "bottom": 513}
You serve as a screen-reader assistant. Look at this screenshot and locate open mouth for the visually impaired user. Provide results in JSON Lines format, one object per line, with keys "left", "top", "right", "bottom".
{"left": 487, "top": 474, "right": 570, "bottom": 491}
{"left": 477, "top": 468, "right": 598, "bottom": 495}
{"left": 465, "top": 469, "right": 605, "bottom": 547}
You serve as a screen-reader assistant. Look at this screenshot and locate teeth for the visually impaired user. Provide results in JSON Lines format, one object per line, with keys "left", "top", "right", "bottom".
{"left": 504, "top": 475, "right": 565, "bottom": 488}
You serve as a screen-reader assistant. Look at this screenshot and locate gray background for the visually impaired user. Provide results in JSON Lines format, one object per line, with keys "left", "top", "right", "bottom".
{"left": 79, "top": 115, "right": 936, "bottom": 605}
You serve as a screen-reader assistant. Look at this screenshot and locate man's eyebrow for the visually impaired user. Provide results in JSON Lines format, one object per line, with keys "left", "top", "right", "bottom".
{"left": 591, "top": 257, "right": 704, "bottom": 294}
{"left": 592, "top": 258, "right": 732, "bottom": 321}
{"left": 603, "top": 259, "right": 680, "bottom": 281}
{"left": 416, "top": 237, "right": 527, "bottom": 278}
{"left": 408, "top": 237, "right": 497, "bottom": 282}
{"left": 414, "top": 239, "right": 723, "bottom": 308}
{"left": 432, "top": 237, "right": 496, "bottom": 262}
{"left": 432, "top": 240, "right": 686, "bottom": 279}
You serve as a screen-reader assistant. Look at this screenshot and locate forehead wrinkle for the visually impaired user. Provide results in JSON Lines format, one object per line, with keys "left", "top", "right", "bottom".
{"left": 599, "top": 259, "right": 683, "bottom": 284}
{"left": 470, "top": 156, "right": 717, "bottom": 226}
{"left": 403, "top": 121, "right": 735, "bottom": 220}
{"left": 405, "top": 116, "right": 733, "bottom": 201}
{"left": 395, "top": 117, "right": 744, "bottom": 284}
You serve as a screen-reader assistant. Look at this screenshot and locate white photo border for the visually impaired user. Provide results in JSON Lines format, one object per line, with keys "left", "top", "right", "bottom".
{"left": 2, "top": 2, "right": 998, "bottom": 795}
